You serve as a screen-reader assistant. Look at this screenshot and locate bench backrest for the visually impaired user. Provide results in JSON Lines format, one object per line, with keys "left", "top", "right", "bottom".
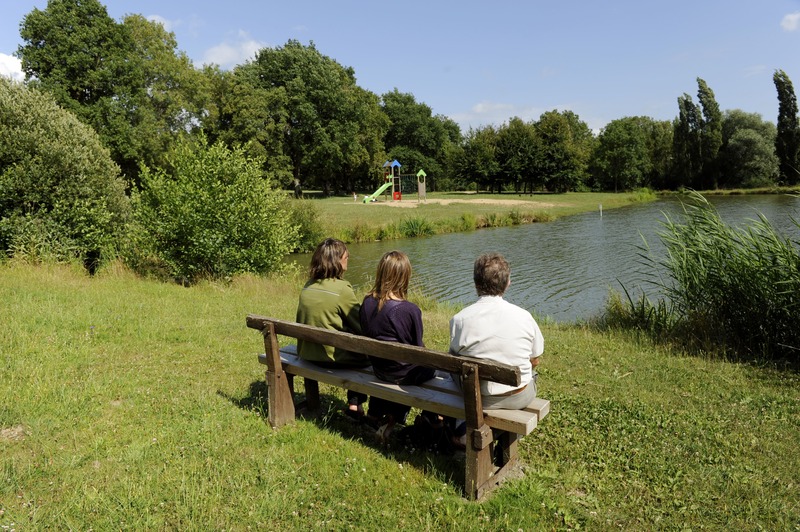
{"left": 246, "top": 314, "right": 521, "bottom": 387}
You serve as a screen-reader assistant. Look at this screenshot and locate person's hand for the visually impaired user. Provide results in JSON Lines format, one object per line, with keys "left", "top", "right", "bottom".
{"left": 531, "top": 356, "right": 541, "bottom": 368}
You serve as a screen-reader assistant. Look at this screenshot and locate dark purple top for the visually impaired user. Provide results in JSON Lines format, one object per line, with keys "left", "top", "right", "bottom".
{"left": 359, "top": 296, "right": 424, "bottom": 381}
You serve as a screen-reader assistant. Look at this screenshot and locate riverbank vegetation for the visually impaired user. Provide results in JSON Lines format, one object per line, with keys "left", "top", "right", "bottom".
{"left": 602, "top": 192, "right": 800, "bottom": 364}
{"left": 1, "top": 262, "right": 798, "bottom": 529}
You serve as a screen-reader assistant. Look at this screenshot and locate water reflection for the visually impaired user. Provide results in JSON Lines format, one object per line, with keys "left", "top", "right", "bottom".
{"left": 288, "top": 195, "right": 800, "bottom": 323}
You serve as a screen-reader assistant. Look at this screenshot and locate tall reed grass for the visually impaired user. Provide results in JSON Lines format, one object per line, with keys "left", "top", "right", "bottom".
{"left": 604, "top": 191, "right": 800, "bottom": 362}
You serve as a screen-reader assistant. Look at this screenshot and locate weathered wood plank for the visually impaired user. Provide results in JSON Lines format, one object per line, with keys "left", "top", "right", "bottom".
{"left": 257, "top": 351, "right": 538, "bottom": 436}
{"left": 524, "top": 397, "right": 550, "bottom": 421}
{"left": 263, "top": 323, "right": 295, "bottom": 428}
{"left": 247, "top": 314, "right": 520, "bottom": 386}
{"left": 483, "top": 408, "right": 537, "bottom": 434}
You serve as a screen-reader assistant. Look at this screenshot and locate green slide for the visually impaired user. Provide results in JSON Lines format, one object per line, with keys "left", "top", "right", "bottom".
{"left": 362, "top": 181, "right": 392, "bottom": 203}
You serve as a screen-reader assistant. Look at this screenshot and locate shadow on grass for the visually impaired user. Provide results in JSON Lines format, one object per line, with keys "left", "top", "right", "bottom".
{"left": 218, "top": 379, "right": 270, "bottom": 413}
{"left": 220, "top": 379, "right": 465, "bottom": 492}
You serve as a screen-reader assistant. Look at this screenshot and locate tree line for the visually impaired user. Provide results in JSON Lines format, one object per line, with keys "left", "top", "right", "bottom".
{"left": 2, "top": 0, "right": 800, "bottom": 281}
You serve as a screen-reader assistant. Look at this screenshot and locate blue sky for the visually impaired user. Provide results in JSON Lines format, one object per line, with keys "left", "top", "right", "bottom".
{"left": 2, "top": 1, "right": 800, "bottom": 132}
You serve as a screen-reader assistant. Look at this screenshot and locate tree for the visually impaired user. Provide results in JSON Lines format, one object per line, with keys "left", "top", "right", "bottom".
{"left": 642, "top": 119, "right": 673, "bottom": 189}
{"left": 672, "top": 94, "right": 703, "bottom": 188}
{"left": 719, "top": 110, "right": 778, "bottom": 188}
{"left": 17, "top": 1, "right": 207, "bottom": 185}
{"left": 129, "top": 136, "right": 298, "bottom": 283}
{"left": 202, "top": 66, "right": 292, "bottom": 183}
{"left": 459, "top": 126, "right": 500, "bottom": 192}
{"left": 591, "top": 117, "right": 651, "bottom": 191}
{"left": 534, "top": 110, "right": 589, "bottom": 192}
{"left": 237, "top": 40, "right": 388, "bottom": 195}
{"left": 495, "top": 117, "right": 538, "bottom": 193}
{"left": 696, "top": 78, "right": 723, "bottom": 189}
{"left": 381, "top": 89, "right": 458, "bottom": 190}
{"left": 773, "top": 69, "right": 800, "bottom": 185}
{"left": 0, "top": 77, "right": 129, "bottom": 269}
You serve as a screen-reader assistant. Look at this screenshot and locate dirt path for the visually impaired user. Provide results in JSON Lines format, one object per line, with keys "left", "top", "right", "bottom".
{"left": 364, "top": 198, "right": 558, "bottom": 208}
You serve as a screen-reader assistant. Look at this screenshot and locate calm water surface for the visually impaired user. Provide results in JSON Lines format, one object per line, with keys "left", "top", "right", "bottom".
{"left": 288, "top": 195, "right": 800, "bottom": 323}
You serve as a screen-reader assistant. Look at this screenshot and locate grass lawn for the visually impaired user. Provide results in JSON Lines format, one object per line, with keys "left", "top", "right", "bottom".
{"left": 1, "top": 263, "right": 798, "bottom": 529}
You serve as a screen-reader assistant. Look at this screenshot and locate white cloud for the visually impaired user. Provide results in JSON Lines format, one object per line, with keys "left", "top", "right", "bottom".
{"left": 147, "top": 15, "right": 174, "bottom": 32}
{"left": 781, "top": 12, "right": 800, "bottom": 31}
{"left": 0, "top": 53, "right": 24, "bottom": 82}
{"left": 202, "top": 31, "right": 266, "bottom": 68}
{"left": 450, "top": 101, "right": 545, "bottom": 130}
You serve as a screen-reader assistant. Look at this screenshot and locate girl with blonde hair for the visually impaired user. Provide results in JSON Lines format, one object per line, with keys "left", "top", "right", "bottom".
{"left": 359, "top": 250, "right": 437, "bottom": 440}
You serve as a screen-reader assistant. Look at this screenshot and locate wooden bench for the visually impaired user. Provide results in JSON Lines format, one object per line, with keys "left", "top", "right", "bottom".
{"left": 246, "top": 314, "right": 550, "bottom": 501}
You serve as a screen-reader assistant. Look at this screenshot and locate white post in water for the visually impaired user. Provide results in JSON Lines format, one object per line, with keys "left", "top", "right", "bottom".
{"left": 599, "top": 204, "right": 603, "bottom": 218}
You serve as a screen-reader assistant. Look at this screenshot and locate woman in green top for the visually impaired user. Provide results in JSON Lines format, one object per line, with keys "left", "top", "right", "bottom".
{"left": 296, "top": 238, "right": 369, "bottom": 417}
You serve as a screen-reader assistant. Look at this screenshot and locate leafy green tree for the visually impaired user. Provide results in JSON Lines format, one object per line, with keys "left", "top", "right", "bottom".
{"left": 380, "top": 89, "right": 459, "bottom": 190}
{"left": 237, "top": 40, "right": 388, "bottom": 195}
{"left": 0, "top": 77, "right": 129, "bottom": 269}
{"left": 672, "top": 94, "right": 703, "bottom": 188}
{"left": 18, "top": 1, "right": 207, "bottom": 184}
{"left": 129, "top": 136, "right": 297, "bottom": 283}
{"left": 642, "top": 119, "right": 674, "bottom": 189}
{"left": 496, "top": 117, "right": 538, "bottom": 193}
{"left": 436, "top": 117, "right": 464, "bottom": 191}
{"left": 696, "top": 78, "right": 723, "bottom": 189}
{"left": 202, "top": 66, "right": 292, "bottom": 183}
{"left": 719, "top": 110, "right": 778, "bottom": 188}
{"left": 458, "top": 126, "right": 500, "bottom": 192}
{"left": 591, "top": 117, "right": 652, "bottom": 191}
{"left": 533, "top": 110, "right": 589, "bottom": 192}
{"left": 773, "top": 69, "right": 800, "bottom": 185}
{"left": 560, "top": 110, "right": 596, "bottom": 185}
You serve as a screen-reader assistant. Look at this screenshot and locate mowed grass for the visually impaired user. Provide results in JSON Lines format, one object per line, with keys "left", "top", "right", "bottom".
{"left": 1, "top": 262, "right": 799, "bottom": 529}
{"left": 304, "top": 190, "right": 655, "bottom": 242}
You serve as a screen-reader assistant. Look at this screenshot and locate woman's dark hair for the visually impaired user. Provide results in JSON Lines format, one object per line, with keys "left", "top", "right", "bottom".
{"left": 473, "top": 252, "right": 510, "bottom": 296}
{"left": 308, "top": 238, "right": 348, "bottom": 281}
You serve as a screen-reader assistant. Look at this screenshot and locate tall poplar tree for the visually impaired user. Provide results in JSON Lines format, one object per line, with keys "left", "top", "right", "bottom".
{"left": 773, "top": 69, "right": 800, "bottom": 185}
{"left": 672, "top": 94, "right": 702, "bottom": 188}
{"left": 696, "top": 78, "right": 723, "bottom": 189}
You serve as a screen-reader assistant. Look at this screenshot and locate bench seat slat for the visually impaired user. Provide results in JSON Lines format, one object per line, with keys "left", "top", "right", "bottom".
{"left": 257, "top": 346, "right": 547, "bottom": 436}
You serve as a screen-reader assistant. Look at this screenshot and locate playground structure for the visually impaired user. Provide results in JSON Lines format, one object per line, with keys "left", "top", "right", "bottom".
{"left": 362, "top": 160, "right": 427, "bottom": 203}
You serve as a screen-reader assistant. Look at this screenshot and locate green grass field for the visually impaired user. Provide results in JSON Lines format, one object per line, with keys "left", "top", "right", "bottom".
{"left": 297, "top": 190, "right": 656, "bottom": 243}
{"left": 2, "top": 262, "right": 798, "bottom": 529}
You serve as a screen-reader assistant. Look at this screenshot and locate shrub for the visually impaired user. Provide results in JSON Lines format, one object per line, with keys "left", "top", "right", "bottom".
{"left": 287, "top": 199, "right": 324, "bottom": 253}
{"left": 399, "top": 216, "right": 435, "bottom": 237}
{"left": 0, "top": 78, "right": 129, "bottom": 270}
{"left": 128, "top": 136, "right": 298, "bottom": 283}
{"left": 608, "top": 191, "right": 800, "bottom": 362}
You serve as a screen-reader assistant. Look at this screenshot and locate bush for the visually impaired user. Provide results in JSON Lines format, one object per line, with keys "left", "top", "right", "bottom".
{"left": 128, "top": 136, "right": 298, "bottom": 283}
{"left": 399, "top": 216, "right": 435, "bottom": 237}
{"left": 286, "top": 199, "right": 324, "bottom": 253}
{"left": 608, "top": 191, "right": 800, "bottom": 362}
{"left": 0, "top": 78, "right": 129, "bottom": 270}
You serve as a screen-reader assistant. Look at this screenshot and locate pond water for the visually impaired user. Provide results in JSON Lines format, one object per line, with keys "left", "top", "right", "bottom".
{"left": 287, "top": 194, "right": 800, "bottom": 323}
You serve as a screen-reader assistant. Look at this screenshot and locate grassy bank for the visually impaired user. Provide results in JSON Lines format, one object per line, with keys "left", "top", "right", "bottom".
{"left": 1, "top": 263, "right": 798, "bottom": 529}
{"left": 298, "top": 190, "right": 656, "bottom": 243}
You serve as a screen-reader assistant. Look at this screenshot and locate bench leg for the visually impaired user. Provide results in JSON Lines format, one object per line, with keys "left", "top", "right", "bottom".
{"left": 263, "top": 323, "right": 295, "bottom": 428}
{"left": 494, "top": 430, "right": 520, "bottom": 468}
{"left": 465, "top": 426, "right": 495, "bottom": 501}
{"left": 265, "top": 369, "right": 295, "bottom": 428}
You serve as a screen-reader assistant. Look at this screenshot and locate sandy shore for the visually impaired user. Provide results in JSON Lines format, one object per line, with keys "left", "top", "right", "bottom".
{"left": 360, "top": 197, "right": 558, "bottom": 208}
